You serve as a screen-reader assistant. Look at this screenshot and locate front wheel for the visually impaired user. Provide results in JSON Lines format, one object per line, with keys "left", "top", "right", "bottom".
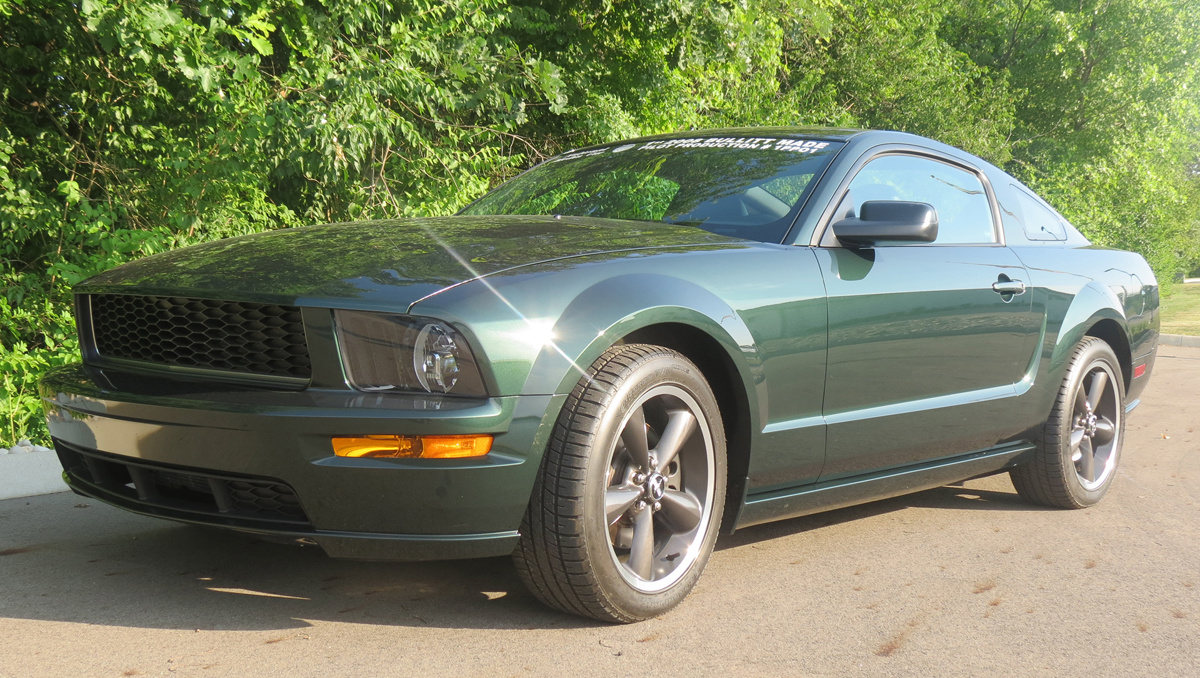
{"left": 1011, "top": 336, "right": 1126, "bottom": 508}
{"left": 514, "top": 344, "right": 727, "bottom": 622}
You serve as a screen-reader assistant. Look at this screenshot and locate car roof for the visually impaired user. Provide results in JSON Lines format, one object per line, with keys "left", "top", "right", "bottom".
{"left": 565, "top": 127, "right": 976, "bottom": 157}
{"left": 627, "top": 126, "right": 868, "bottom": 142}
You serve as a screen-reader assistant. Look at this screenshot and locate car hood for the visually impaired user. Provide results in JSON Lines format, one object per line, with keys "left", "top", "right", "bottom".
{"left": 75, "top": 215, "right": 746, "bottom": 308}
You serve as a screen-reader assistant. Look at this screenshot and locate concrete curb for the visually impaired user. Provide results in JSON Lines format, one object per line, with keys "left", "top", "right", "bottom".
{"left": 0, "top": 448, "right": 68, "bottom": 501}
{"left": 1160, "top": 333, "right": 1200, "bottom": 348}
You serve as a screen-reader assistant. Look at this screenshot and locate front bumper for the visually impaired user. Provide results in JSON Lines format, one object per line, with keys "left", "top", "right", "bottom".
{"left": 40, "top": 363, "right": 564, "bottom": 561}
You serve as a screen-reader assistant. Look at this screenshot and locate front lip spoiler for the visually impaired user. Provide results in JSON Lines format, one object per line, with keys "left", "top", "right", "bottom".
{"left": 64, "top": 472, "right": 520, "bottom": 562}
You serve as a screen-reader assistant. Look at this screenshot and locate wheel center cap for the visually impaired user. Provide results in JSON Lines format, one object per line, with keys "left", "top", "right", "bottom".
{"left": 1085, "top": 413, "right": 1098, "bottom": 436}
{"left": 645, "top": 473, "right": 667, "bottom": 502}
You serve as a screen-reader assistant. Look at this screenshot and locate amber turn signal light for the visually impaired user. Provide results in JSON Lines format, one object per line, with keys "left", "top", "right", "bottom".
{"left": 332, "top": 434, "right": 492, "bottom": 459}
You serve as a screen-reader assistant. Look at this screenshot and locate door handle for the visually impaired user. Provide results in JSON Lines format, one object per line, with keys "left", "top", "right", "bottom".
{"left": 992, "top": 279, "right": 1026, "bottom": 295}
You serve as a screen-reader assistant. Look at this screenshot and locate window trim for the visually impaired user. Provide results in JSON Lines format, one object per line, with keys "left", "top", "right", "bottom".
{"left": 808, "top": 145, "right": 1006, "bottom": 248}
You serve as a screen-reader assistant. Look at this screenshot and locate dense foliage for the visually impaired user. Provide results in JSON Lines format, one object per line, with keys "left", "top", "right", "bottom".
{"left": 3, "top": 0, "right": 1199, "bottom": 446}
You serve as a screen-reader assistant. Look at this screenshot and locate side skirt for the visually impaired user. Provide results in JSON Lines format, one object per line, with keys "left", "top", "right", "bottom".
{"left": 735, "top": 442, "right": 1034, "bottom": 530}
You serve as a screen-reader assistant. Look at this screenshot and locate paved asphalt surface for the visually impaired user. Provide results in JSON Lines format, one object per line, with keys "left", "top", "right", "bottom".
{"left": 2, "top": 346, "right": 1198, "bottom": 678}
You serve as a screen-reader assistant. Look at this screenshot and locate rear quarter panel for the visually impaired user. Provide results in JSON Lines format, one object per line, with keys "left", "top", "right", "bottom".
{"left": 1008, "top": 244, "right": 1159, "bottom": 435}
{"left": 983, "top": 164, "right": 1159, "bottom": 429}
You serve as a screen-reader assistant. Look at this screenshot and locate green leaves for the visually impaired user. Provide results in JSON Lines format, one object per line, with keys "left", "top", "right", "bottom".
{"left": 941, "top": 0, "right": 1200, "bottom": 286}
{"left": 56, "top": 181, "right": 82, "bottom": 205}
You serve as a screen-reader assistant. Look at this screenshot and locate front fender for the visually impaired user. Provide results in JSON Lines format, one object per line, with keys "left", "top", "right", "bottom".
{"left": 520, "top": 273, "right": 764, "bottom": 419}
{"left": 409, "top": 245, "right": 823, "bottom": 438}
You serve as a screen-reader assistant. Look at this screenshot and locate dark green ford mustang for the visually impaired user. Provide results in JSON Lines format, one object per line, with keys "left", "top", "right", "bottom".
{"left": 41, "top": 128, "right": 1159, "bottom": 622}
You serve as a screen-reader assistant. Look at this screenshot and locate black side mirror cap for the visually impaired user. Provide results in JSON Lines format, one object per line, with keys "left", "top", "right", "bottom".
{"left": 832, "top": 200, "right": 939, "bottom": 246}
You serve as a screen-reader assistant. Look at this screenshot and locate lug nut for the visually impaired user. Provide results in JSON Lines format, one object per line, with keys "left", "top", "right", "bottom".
{"left": 633, "top": 473, "right": 646, "bottom": 484}
{"left": 652, "top": 501, "right": 662, "bottom": 512}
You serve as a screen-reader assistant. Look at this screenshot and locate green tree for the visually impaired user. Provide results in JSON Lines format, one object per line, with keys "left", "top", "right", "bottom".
{"left": 1, "top": 0, "right": 568, "bottom": 445}
{"left": 943, "top": 0, "right": 1200, "bottom": 275}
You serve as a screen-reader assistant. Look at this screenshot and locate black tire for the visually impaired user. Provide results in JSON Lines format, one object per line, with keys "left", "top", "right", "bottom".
{"left": 1011, "top": 336, "right": 1126, "bottom": 508}
{"left": 513, "top": 344, "right": 727, "bottom": 623}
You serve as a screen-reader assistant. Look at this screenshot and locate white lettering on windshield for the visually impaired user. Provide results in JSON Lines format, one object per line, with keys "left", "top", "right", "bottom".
{"left": 547, "top": 137, "right": 832, "bottom": 164}
{"left": 620, "top": 137, "right": 830, "bottom": 153}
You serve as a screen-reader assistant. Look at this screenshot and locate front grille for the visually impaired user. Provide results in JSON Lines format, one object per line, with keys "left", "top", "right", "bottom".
{"left": 87, "top": 294, "right": 311, "bottom": 380}
{"left": 228, "top": 480, "right": 305, "bottom": 516}
{"left": 55, "top": 441, "right": 311, "bottom": 527}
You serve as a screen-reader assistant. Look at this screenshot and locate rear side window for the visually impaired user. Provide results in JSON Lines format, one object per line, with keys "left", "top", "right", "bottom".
{"left": 841, "top": 154, "right": 996, "bottom": 244}
{"left": 1010, "top": 186, "right": 1068, "bottom": 241}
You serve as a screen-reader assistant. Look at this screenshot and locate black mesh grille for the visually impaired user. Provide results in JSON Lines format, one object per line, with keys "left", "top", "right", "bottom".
{"left": 89, "top": 294, "right": 311, "bottom": 380}
{"left": 228, "top": 480, "right": 306, "bottom": 517}
{"left": 55, "top": 441, "right": 311, "bottom": 526}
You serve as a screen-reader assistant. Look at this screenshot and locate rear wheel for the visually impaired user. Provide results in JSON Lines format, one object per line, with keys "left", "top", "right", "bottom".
{"left": 1011, "top": 336, "right": 1125, "bottom": 508}
{"left": 514, "top": 344, "right": 726, "bottom": 622}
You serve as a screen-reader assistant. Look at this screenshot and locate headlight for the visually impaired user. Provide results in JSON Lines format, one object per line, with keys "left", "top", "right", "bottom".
{"left": 334, "top": 310, "right": 488, "bottom": 396}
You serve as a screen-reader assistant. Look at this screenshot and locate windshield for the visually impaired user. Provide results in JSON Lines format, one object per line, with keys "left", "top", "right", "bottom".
{"left": 461, "top": 137, "right": 843, "bottom": 243}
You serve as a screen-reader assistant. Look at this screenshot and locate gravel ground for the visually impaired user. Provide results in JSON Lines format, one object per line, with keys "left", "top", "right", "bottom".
{"left": 1, "top": 346, "right": 1197, "bottom": 678}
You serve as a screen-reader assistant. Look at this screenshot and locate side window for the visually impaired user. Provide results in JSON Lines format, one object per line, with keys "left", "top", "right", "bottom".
{"left": 840, "top": 154, "right": 996, "bottom": 244}
{"left": 1010, "top": 185, "right": 1068, "bottom": 241}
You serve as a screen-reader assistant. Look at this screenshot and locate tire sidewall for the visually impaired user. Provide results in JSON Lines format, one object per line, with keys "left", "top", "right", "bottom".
{"left": 581, "top": 350, "right": 727, "bottom": 620}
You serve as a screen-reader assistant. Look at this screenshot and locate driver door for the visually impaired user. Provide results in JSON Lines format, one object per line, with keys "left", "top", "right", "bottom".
{"left": 816, "top": 152, "right": 1040, "bottom": 481}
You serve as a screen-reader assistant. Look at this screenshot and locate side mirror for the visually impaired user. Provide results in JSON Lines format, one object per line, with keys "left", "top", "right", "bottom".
{"left": 832, "top": 200, "right": 938, "bottom": 246}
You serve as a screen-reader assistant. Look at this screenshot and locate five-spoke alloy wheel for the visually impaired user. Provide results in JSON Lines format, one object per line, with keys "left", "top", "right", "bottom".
{"left": 604, "top": 384, "right": 717, "bottom": 592}
{"left": 1011, "top": 336, "right": 1125, "bottom": 508}
{"left": 514, "top": 344, "right": 726, "bottom": 622}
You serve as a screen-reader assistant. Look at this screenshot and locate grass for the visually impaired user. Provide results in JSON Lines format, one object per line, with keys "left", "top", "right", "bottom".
{"left": 1160, "top": 283, "right": 1200, "bottom": 336}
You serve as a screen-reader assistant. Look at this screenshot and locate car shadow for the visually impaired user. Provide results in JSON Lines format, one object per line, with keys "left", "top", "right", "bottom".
{"left": 0, "top": 494, "right": 594, "bottom": 633}
{"left": 716, "top": 480, "right": 1040, "bottom": 551}
{"left": 0, "top": 479, "right": 1038, "bottom": 632}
